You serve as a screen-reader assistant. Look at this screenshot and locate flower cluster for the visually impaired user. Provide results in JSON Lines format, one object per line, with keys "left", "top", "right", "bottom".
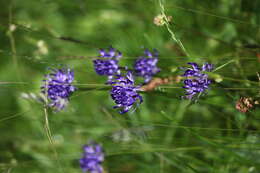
{"left": 92, "top": 47, "right": 159, "bottom": 113}
{"left": 41, "top": 68, "right": 76, "bottom": 111}
{"left": 110, "top": 71, "right": 143, "bottom": 114}
{"left": 93, "top": 47, "right": 122, "bottom": 82}
{"left": 41, "top": 47, "right": 215, "bottom": 113}
{"left": 182, "top": 62, "right": 214, "bottom": 100}
{"left": 37, "top": 48, "right": 219, "bottom": 172}
{"left": 79, "top": 143, "right": 104, "bottom": 173}
{"left": 134, "top": 49, "right": 160, "bottom": 83}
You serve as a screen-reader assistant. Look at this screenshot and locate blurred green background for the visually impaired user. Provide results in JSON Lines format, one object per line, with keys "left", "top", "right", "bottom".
{"left": 0, "top": 0, "right": 260, "bottom": 172}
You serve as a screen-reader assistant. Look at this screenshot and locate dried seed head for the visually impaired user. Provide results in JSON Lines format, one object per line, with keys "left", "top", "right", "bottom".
{"left": 153, "top": 14, "right": 172, "bottom": 26}
{"left": 236, "top": 97, "right": 255, "bottom": 113}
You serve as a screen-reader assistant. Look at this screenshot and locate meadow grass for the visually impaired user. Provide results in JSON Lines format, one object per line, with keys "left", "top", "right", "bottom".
{"left": 0, "top": 0, "right": 260, "bottom": 172}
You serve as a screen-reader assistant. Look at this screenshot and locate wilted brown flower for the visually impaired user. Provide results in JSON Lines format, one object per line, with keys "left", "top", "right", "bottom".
{"left": 236, "top": 97, "right": 257, "bottom": 113}
{"left": 141, "top": 76, "right": 181, "bottom": 91}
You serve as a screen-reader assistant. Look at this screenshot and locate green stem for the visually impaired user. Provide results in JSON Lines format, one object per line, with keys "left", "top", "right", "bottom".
{"left": 159, "top": 0, "right": 190, "bottom": 57}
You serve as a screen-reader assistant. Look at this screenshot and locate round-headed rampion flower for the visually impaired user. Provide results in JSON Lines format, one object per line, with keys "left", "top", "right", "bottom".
{"left": 182, "top": 62, "right": 214, "bottom": 100}
{"left": 41, "top": 67, "right": 76, "bottom": 111}
{"left": 134, "top": 49, "right": 160, "bottom": 83}
{"left": 110, "top": 71, "right": 143, "bottom": 114}
{"left": 202, "top": 63, "right": 214, "bottom": 72}
{"left": 93, "top": 47, "right": 122, "bottom": 82}
{"left": 79, "top": 142, "right": 104, "bottom": 173}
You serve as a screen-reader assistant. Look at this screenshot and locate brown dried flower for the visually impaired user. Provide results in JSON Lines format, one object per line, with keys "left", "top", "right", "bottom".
{"left": 236, "top": 97, "right": 256, "bottom": 113}
{"left": 141, "top": 76, "right": 181, "bottom": 92}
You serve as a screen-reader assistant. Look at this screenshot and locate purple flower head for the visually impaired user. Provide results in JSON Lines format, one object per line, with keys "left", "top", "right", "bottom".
{"left": 41, "top": 67, "right": 76, "bottom": 111}
{"left": 93, "top": 47, "right": 122, "bottom": 81}
{"left": 182, "top": 63, "right": 201, "bottom": 77}
{"left": 182, "top": 62, "right": 214, "bottom": 100}
{"left": 98, "top": 47, "right": 122, "bottom": 59}
{"left": 134, "top": 49, "right": 160, "bottom": 83}
{"left": 110, "top": 71, "right": 143, "bottom": 114}
{"left": 202, "top": 63, "right": 214, "bottom": 72}
{"left": 79, "top": 142, "right": 104, "bottom": 173}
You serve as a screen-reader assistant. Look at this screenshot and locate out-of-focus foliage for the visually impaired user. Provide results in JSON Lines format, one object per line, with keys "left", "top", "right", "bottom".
{"left": 0, "top": 0, "right": 260, "bottom": 172}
